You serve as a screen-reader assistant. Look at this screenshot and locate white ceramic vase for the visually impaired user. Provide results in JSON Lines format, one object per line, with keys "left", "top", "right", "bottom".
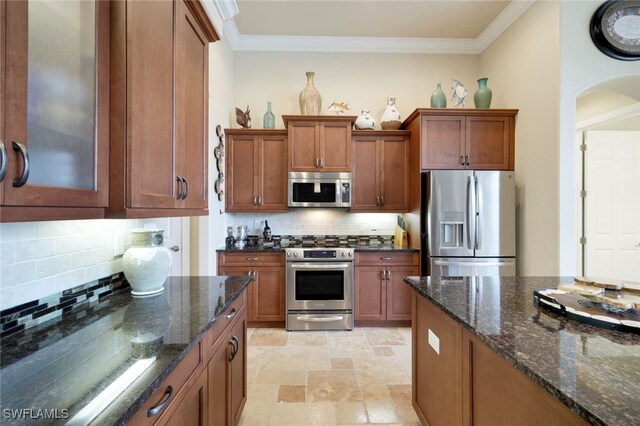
{"left": 299, "top": 71, "right": 321, "bottom": 115}
{"left": 380, "top": 97, "right": 401, "bottom": 130}
{"left": 122, "top": 229, "right": 172, "bottom": 296}
{"left": 354, "top": 110, "right": 376, "bottom": 130}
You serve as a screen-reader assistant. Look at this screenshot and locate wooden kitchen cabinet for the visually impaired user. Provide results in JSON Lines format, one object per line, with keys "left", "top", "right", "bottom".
{"left": 218, "top": 252, "right": 286, "bottom": 324}
{"left": 225, "top": 129, "right": 288, "bottom": 212}
{"left": 158, "top": 369, "right": 208, "bottom": 426}
{"left": 207, "top": 302, "right": 247, "bottom": 426}
{"left": 402, "top": 109, "right": 517, "bottom": 171}
{"left": 1, "top": 0, "right": 110, "bottom": 222}
{"left": 352, "top": 131, "right": 411, "bottom": 212}
{"left": 283, "top": 116, "right": 356, "bottom": 172}
{"left": 354, "top": 252, "right": 419, "bottom": 323}
{"left": 412, "top": 293, "right": 587, "bottom": 426}
{"left": 108, "top": 0, "right": 217, "bottom": 218}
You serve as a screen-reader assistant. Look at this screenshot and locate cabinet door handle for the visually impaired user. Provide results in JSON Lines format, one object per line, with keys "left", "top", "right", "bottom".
{"left": 182, "top": 177, "right": 189, "bottom": 199}
{"left": 226, "top": 308, "right": 237, "bottom": 320}
{"left": 258, "top": 195, "right": 262, "bottom": 206}
{"left": 460, "top": 155, "right": 465, "bottom": 165}
{"left": 376, "top": 196, "right": 380, "bottom": 206}
{"left": 386, "top": 270, "right": 391, "bottom": 280}
{"left": 11, "top": 142, "right": 29, "bottom": 188}
{"left": 253, "top": 196, "right": 258, "bottom": 206}
{"left": 169, "top": 245, "right": 180, "bottom": 252}
{"left": 229, "top": 336, "right": 239, "bottom": 361}
{"left": 465, "top": 155, "right": 470, "bottom": 166}
{"left": 176, "top": 176, "right": 184, "bottom": 200}
{"left": 380, "top": 195, "right": 384, "bottom": 206}
{"left": 228, "top": 338, "right": 236, "bottom": 361}
{"left": 320, "top": 158, "right": 324, "bottom": 168}
{"left": 380, "top": 270, "right": 385, "bottom": 280}
{"left": 0, "top": 140, "right": 7, "bottom": 182}
{"left": 147, "top": 385, "right": 174, "bottom": 417}
{"left": 380, "top": 257, "right": 392, "bottom": 261}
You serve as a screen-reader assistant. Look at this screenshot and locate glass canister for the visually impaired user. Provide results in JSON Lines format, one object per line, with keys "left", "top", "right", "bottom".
{"left": 236, "top": 225, "right": 248, "bottom": 249}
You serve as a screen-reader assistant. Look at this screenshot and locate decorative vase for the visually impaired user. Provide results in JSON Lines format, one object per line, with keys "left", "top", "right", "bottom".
{"left": 263, "top": 101, "right": 275, "bottom": 129}
{"left": 299, "top": 71, "right": 321, "bottom": 115}
{"left": 430, "top": 83, "right": 447, "bottom": 108}
{"left": 380, "top": 97, "right": 401, "bottom": 130}
{"left": 473, "top": 78, "right": 492, "bottom": 108}
{"left": 354, "top": 110, "right": 376, "bottom": 130}
{"left": 122, "top": 229, "right": 172, "bottom": 296}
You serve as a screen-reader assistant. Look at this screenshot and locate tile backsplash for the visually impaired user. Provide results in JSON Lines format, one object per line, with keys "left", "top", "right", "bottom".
{"left": 226, "top": 210, "right": 400, "bottom": 237}
{"left": 0, "top": 219, "right": 157, "bottom": 311}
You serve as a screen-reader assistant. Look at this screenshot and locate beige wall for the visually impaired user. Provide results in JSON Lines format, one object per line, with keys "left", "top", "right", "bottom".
{"left": 479, "top": 1, "right": 560, "bottom": 275}
{"left": 577, "top": 92, "right": 639, "bottom": 123}
{"left": 233, "top": 52, "right": 479, "bottom": 128}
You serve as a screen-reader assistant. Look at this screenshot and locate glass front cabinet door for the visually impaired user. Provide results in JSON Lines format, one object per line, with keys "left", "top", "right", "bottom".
{"left": 1, "top": 0, "right": 109, "bottom": 221}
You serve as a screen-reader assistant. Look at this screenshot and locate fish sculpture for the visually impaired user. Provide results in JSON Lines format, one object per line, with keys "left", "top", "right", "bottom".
{"left": 328, "top": 101, "right": 351, "bottom": 114}
{"left": 235, "top": 105, "right": 251, "bottom": 128}
{"left": 450, "top": 79, "right": 468, "bottom": 108}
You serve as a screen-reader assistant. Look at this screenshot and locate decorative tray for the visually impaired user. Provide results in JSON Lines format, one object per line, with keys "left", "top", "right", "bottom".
{"left": 534, "top": 288, "right": 640, "bottom": 335}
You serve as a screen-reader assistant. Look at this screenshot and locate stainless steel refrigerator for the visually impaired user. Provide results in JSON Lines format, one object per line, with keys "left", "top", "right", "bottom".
{"left": 421, "top": 170, "right": 516, "bottom": 277}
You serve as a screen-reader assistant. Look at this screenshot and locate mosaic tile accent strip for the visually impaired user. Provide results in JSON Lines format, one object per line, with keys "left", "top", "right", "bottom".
{"left": 246, "top": 234, "right": 394, "bottom": 248}
{"left": 0, "top": 272, "right": 129, "bottom": 339}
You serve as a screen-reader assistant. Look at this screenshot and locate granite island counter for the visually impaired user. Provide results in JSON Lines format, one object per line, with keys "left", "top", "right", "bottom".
{"left": 403, "top": 276, "right": 640, "bottom": 426}
{"left": 0, "top": 275, "right": 252, "bottom": 425}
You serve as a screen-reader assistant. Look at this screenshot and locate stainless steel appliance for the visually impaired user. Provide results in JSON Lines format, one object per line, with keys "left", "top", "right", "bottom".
{"left": 421, "top": 171, "right": 516, "bottom": 276}
{"left": 285, "top": 247, "right": 354, "bottom": 331}
{"left": 288, "top": 172, "right": 351, "bottom": 208}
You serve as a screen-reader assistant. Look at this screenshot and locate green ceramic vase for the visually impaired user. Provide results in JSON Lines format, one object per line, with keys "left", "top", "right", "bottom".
{"left": 474, "top": 78, "right": 492, "bottom": 108}
{"left": 430, "top": 83, "right": 447, "bottom": 108}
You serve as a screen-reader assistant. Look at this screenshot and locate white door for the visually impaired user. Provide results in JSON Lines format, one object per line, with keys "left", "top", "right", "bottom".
{"left": 585, "top": 131, "right": 640, "bottom": 282}
{"left": 147, "top": 217, "right": 190, "bottom": 276}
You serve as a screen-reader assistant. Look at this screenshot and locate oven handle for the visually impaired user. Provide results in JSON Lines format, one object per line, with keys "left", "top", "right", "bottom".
{"left": 287, "top": 263, "right": 352, "bottom": 270}
{"left": 296, "top": 315, "right": 345, "bottom": 322}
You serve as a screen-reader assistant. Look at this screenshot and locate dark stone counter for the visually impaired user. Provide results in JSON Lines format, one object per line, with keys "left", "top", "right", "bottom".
{"left": 404, "top": 276, "right": 640, "bottom": 426}
{"left": 0, "top": 275, "right": 251, "bottom": 425}
{"left": 216, "top": 245, "right": 418, "bottom": 253}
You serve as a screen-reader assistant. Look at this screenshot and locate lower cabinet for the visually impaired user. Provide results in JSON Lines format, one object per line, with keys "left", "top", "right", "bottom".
{"left": 131, "top": 289, "right": 247, "bottom": 426}
{"left": 354, "top": 252, "right": 419, "bottom": 323}
{"left": 218, "top": 253, "right": 286, "bottom": 324}
{"left": 412, "top": 293, "right": 587, "bottom": 426}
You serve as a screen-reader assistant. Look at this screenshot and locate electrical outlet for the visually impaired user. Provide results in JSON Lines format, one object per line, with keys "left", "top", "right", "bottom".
{"left": 113, "top": 233, "right": 125, "bottom": 257}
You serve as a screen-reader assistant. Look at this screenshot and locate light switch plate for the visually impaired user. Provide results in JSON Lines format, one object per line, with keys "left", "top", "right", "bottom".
{"left": 428, "top": 329, "right": 440, "bottom": 355}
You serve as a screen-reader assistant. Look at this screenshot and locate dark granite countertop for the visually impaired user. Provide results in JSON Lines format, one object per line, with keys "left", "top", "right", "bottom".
{"left": 216, "top": 245, "right": 418, "bottom": 253}
{"left": 404, "top": 276, "right": 640, "bottom": 426}
{"left": 0, "top": 275, "right": 251, "bottom": 425}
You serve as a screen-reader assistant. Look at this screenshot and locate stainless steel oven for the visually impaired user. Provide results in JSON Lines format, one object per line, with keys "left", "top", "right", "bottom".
{"left": 285, "top": 247, "right": 354, "bottom": 331}
{"left": 288, "top": 172, "right": 351, "bottom": 208}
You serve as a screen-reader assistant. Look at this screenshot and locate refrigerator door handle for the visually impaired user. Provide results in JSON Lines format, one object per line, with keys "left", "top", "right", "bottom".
{"left": 466, "top": 176, "right": 476, "bottom": 250}
{"left": 475, "top": 175, "right": 482, "bottom": 250}
{"left": 432, "top": 259, "right": 514, "bottom": 267}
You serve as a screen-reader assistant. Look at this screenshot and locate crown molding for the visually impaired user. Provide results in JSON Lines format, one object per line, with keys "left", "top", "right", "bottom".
{"left": 576, "top": 103, "right": 640, "bottom": 131}
{"left": 223, "top": 0, "right": 536, "bottom": 54}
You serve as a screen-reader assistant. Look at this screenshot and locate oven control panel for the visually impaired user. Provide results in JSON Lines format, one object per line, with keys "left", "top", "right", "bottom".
{"left": 286, "top": 248, "right": 354, "bottom": 260}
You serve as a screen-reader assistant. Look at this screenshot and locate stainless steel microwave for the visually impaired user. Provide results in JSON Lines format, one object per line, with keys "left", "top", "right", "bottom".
{"left": 288, "top": 172, "right": 351, "bottom": 208}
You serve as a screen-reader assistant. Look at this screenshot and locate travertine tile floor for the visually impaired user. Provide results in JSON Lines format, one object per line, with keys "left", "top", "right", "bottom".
{"left": 239, "top": 327, "right": 420, "bottom": 426}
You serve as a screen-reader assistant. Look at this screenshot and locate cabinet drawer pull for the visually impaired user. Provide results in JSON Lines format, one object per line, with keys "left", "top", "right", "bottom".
{"left": 147, "top": 385, "right": 174, "bottom": 417}
{"left": 176, "top": 176, "right": 184, "bottom": 200}
{"left": 11, "top": 141, "right": 29, "bottom": 188}
{"left": 182, "top": 177, "right": 189, "bottom": 199}
{"left": 226, "top": 308, "right": 237, "bottom": 320}
{"left": 0, "top": 140, "right": 7, "bottom": 182}
{"left": 380, "top": 257, "right": 392, "bottom": 261}
{"left": 247, "top": 257, "right": 259, "bottom": 261}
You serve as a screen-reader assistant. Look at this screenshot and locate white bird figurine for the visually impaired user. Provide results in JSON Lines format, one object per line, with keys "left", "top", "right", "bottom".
{"left": 450, "top": 79, "right": 468, "bottom": 108}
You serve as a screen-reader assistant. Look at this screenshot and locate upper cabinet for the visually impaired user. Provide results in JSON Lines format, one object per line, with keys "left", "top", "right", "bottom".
{"left": 283, "top": 116, "right": 356, "bottom": 172}
{"left": 352, "top": 131, "right": 411, "bottom": 212}
{"left": 108, "top": 0, "right": 217, "bottom": 218}
{"left": 1, "top": 0, "right": 110, "bottom": 222}
{"left": 402, "top": 109, "right": 518, "bottom": 171}
{"left": 225, "top": 129, "right": 288, "bottom": 212}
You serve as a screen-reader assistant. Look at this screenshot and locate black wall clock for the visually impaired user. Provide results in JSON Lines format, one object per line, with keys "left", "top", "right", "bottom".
{"left": 590, "top": 0, "right": 640, "bottom": 61}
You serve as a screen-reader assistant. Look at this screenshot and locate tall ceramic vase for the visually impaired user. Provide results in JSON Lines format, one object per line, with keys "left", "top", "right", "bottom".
{"left": 473, "top": 78, "right": 492, "bottom": 108}
{"left": 430, "top": 83, "right": 447, "bottom": 108}
{"left": 299, "top": 71, "right": 321, "bottom": 115}
{"left": 263, "top": 101, "right": 275, "bottom": 129}
{"left": 122, "top": 229, "right": 172, "bottom": 296}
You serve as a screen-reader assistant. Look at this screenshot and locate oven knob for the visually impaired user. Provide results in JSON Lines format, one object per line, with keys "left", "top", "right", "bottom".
{"left": 341, "top": 252, "right": 345, "bottom": 257}
{"left": 348, "top": 252, "right": 352, "bottom": 257}
{"left": 294, "top": 252, "right": 298, "bottom": 258}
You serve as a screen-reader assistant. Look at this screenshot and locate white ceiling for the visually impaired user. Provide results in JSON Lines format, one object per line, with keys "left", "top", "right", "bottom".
{"left": 220, "top": 0, "right": 536, "bottom": 53}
